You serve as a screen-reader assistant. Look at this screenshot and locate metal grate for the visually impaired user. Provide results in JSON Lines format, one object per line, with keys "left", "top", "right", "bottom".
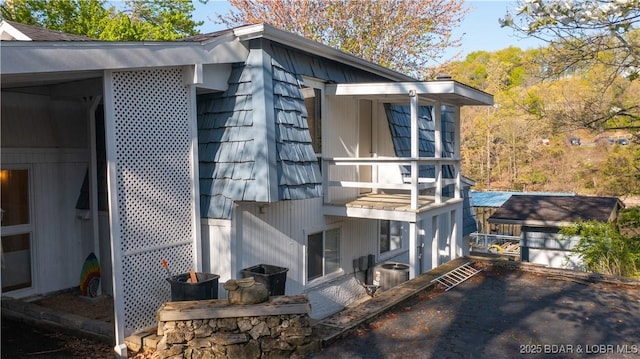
{"left": 431, "top": 262, "right": 482, "bottom": 291}
{"left": 111, "top": 68, "right": 195, "bottom": 335}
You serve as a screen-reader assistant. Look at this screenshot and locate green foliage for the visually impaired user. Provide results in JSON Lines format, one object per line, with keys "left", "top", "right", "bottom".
{"left": 561, "top": 220, "right": 640, "bottom": 279}
{"left": 600, "top": 146, "right": 640, "bottom": 196}
{"left": 0, "top": 0, "right": 202, "bottom": 40}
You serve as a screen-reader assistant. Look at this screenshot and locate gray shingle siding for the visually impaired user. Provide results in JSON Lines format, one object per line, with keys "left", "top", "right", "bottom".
{"left": 272, "top": 61, "right": 322, "bottom": 200}
{"left": 384, "top": 104, "right": 475, "bottom": 234}
{"left": 384, "top": 104, "right": 455, "bottom": 178}
{"left": 270, "top": 44, "right": 388, "bottom": 83}
{"left": 198, "top": 63, "right": 256, "bottom": 219}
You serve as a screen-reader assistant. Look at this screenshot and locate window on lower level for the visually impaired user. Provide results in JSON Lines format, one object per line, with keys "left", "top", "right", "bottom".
{"left": 380, "top": 220, "right": 403, "bottom": 254}
{"left": 307, "top": 227, "right": 340, "bottom": 281}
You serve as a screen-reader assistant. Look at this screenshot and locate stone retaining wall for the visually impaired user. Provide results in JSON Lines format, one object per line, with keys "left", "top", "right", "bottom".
{"left": 154, "top": 295, "right": 318, "bottom": 359}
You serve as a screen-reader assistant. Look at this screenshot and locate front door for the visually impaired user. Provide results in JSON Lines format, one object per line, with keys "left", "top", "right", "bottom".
{"left": 1, "top": 168, "right": 34, "bottom": 294}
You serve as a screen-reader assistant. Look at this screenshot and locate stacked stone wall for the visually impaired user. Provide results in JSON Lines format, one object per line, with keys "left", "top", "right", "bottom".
{"left": 155, "top": 296, "right": 318, "bottom": 358}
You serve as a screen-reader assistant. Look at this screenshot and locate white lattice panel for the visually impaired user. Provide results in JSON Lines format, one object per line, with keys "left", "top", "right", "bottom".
{"left": 110, "top": 68, "right": 195, "bottom": 335}
{"left": 122, "top": 243, "right": 193, "bottom": 330}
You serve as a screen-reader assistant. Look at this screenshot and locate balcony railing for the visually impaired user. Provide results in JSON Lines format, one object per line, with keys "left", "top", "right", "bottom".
{"left": 322, "top": 156, "right": 461, "bottom": 210}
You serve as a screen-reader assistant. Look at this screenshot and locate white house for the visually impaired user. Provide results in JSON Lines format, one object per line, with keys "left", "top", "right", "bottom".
{"left": 0, "top": 20, "right": 493, "bottom": 356}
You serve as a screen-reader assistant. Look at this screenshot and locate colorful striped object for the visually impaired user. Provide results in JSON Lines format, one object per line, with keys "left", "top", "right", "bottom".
{"left": 79, "top": 252, "right": 101, "bottom": 297}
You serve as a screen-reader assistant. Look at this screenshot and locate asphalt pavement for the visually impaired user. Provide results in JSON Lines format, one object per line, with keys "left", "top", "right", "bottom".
{"left": 310, "top": 266, "right": 640, "bottom": 359}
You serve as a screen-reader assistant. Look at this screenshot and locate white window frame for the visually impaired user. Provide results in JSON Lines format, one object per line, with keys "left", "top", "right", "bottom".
{"left": 301, "top": 77, "right": 325, "bottom": 159}
{"left": 304, "top": 222, "right": 343, "bottom": 286}
{"left": 378, "top": 220, "right": 407, "bottom": 261}
{"left": 1, "top": 165, "right": 37, "bottom": 297}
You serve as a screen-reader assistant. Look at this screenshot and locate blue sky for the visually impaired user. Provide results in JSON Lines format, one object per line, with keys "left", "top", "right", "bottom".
{"left": 193, "top": 0, "right": 545, "bottom": 63}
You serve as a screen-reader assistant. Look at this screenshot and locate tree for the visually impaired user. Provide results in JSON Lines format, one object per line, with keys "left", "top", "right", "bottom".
{"left": 561, "top": 218, "right": 640, "bottom": 278}
{"left": 217, "top": 0, "right": 468, "bottom": 79}
{"left": 500, "top": 0, "right": 640, "bottom": 132}
{"left": 0, "top": 0, "right": 203, "bottom": 40}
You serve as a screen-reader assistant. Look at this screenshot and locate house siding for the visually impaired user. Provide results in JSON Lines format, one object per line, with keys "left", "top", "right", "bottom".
{"left": 198, "top": 63, "right": 255, "bottom": 219}
{"left": 272, "top": 61, "right": 322, "bottom": 200}
{"left": 384, "top": 104, "right": 455, "bottom": 178}
{"left": 1, "top": 92, "right": 93, "bottom": 297}
{"left": 201, "top": 197, "right": 388, "bottom": 319}
{"left": 2, "top": 149, "right": 89, "bottom": 295}
{"left": 270, "top": 44, "right": 387, "bottom": 83}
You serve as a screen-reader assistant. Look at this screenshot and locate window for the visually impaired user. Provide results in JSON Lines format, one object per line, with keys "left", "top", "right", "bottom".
{"left": 307, "top": 227, "right": 340, "bottom": 281}
{"left": 380, "top": 220, "right": 403, "bottom": 254}
{"left": 302, "top": 78, "right": 324, "bottom": 173}
{"left": 302, "top": 86, "right": 322, "bottom": 155}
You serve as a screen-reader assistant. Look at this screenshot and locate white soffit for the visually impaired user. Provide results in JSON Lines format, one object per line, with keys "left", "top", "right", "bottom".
{"left": 326, "top": 81, "right": 494, "bottom": 106}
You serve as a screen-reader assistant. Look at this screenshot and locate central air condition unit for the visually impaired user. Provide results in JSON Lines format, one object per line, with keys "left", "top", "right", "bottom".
{"left": 372, "top": 262, "right": 410, "bottom": 291}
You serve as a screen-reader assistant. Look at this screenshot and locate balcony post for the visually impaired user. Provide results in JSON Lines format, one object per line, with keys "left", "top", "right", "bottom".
{"left": 454, "top": 106, "right": 462, "bottom": 199}
{"left": 434, "top": 104, "right": 442, "bottom": 204}
{"left": 409, "top": 90, "right": 418, "bottom": 210}
{"left": 409, "top": 221, "right": 418, "bottom": 278}
{"left": 322, "top": 159, "right": 329, "bottom": 204}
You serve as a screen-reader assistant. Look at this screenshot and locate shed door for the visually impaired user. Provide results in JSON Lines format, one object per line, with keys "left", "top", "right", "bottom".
{"left": 1, "top": 169, "right": 34, "bottom": 293}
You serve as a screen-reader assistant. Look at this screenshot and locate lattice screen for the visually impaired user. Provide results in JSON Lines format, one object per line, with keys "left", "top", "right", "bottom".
{"left": 111, "top": 68, "right": 195, "bottom": 334}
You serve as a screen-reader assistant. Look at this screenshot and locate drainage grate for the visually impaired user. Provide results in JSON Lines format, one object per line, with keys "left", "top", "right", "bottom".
{"left": 430, "top": 262, "right": 482, "bottom": 291}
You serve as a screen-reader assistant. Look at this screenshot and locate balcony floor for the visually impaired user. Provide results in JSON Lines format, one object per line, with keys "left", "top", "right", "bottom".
{"left": 323, "top": 193, "right": 463, "bottom": 222}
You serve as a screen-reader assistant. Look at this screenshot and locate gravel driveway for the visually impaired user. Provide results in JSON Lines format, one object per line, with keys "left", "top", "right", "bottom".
{"left": 310, "top": 266, "right": 640, "bottom": 359}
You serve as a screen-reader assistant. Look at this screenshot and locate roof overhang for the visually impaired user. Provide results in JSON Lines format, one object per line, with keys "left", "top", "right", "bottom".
{"left": 233, "top": 23, "right": 415, "bottom": 82}
{"left": 1, "top": 32, "right": 248, "bottom": 88}
{"left": 325, "top": 81, "right": 494, "bottom": 107}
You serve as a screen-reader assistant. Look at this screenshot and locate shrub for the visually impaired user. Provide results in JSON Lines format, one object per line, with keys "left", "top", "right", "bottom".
{"left": 561, "top": 220, "right": 640, "bottom": 279}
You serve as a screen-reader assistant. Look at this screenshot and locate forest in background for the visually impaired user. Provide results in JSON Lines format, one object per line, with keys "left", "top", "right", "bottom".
{"left": 447, "top": 46, "right": 640, "bottom": 198}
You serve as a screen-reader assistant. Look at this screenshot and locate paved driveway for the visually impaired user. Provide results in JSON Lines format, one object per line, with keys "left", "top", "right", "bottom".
{"left": 311, "top": 266, "right": 640, "bottom": 358}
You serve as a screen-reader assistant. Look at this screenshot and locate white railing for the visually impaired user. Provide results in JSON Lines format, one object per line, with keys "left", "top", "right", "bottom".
{"left": 470, "top": 232, "right": 521, "bottom": 255}
{"left": 322, "top": 156, "right": 461, "bottom": 209}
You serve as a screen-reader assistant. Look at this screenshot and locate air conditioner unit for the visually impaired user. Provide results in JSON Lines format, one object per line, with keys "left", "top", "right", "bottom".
{"left": 372, "top": 262, "right": 410, "bottom": 291}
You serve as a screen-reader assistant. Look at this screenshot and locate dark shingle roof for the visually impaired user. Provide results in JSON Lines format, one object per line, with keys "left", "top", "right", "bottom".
{"left": 488, "top": 195, "right": 620, "bottom": 226}
{"left": 3, "top": 20, "right": 95, "bottom": 41}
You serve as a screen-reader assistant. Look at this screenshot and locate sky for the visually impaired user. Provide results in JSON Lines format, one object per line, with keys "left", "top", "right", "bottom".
{"left": 193, "top": 0, "right": 545, "bottom": 63}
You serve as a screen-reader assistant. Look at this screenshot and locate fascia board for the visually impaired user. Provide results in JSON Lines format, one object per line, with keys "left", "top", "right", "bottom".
{"left": 0, "top": 21, "right": 32, "bottom": 40}
{"left": 233, "top": 23, "right": 415, "bottom": 82}
{"left": 487, "top": 218, "right": 572, "bottom": 227}
{"left": 1, "top": 39, "right": 249, "bottom": 75}
{"left": 326, "top": 81, "right": 494, "bottom": 106}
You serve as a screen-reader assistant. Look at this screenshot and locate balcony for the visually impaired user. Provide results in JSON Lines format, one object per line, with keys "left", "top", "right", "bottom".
{"left": 321, "top": 156, "right": 463, "bottom": 222}
{"left": 321, "top": 80, "right": 493, "bottom": 222}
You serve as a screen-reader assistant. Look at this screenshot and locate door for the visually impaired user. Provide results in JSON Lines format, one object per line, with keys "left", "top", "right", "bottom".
{"left": 1, "top": 168, "right": 34, "bottom": 293}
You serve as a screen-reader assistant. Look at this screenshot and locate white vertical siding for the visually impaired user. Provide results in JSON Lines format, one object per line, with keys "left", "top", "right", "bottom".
{"left": 202, "top": 197, "right": 383, "bottom": 318}
{"left": 200, "top": 218, "right": 232, "bottom": 296}
{"left": 1, "top": 92, "right": 87, "bottom": 149}
{"left": 324, "top": 96, "right": 359, "bottom": 201}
